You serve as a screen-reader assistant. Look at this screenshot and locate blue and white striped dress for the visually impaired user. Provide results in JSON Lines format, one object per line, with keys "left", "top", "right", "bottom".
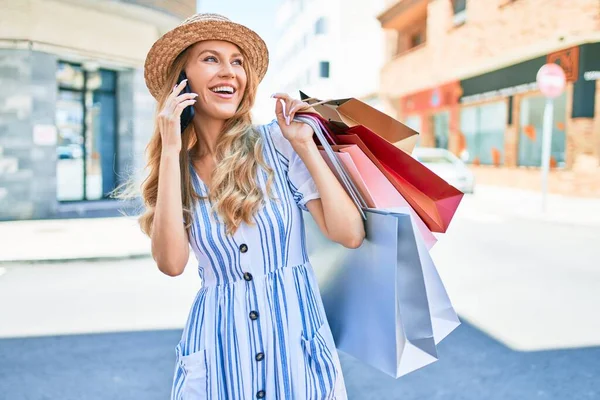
{"left": 171, "top": 120, "right": 348, "bottom": 400}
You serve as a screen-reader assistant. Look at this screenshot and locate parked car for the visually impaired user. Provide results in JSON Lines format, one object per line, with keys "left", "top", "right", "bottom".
{"left": 412, "top": 147, "right": 475, "bottom": 193}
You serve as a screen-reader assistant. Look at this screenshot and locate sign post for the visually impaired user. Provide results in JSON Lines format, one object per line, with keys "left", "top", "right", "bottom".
{"left": 536, "top": 63, "right": 566, "bottom": 212}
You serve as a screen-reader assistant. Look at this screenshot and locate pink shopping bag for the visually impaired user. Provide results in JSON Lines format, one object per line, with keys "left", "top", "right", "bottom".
{"left": 319, "top": 144, "right": 438, "bottom": 249}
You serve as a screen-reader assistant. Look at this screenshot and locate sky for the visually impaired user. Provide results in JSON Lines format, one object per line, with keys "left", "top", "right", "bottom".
{"left": 197, "top": 0, "right": 282, "bottom": 122}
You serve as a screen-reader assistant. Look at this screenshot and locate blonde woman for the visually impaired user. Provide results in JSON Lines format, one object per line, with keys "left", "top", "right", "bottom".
{"left": 141, "top": 13, "right": 364, "bottom": 399}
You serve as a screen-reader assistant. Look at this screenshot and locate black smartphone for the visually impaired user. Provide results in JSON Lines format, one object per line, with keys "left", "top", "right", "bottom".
{"left": 177, "top": 71, "right": 195, "bottom": 133}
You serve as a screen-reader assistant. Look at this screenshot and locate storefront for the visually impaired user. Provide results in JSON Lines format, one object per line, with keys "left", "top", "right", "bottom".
{"left": 399, "top": 81, "right": 462, "bottom": 150}
{"left": 0, "top": 0, "right": 188, "bottom": 221}
{"left": 56, "top": 62, "right": 119, "bottom": 202}
{"left": 400, "top": 42, "right": 599, "bottom": 171}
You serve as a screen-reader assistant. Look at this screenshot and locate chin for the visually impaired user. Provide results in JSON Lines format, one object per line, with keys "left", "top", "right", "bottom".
{"left": 209, "top": 105, "right": 240, "bottom": 120}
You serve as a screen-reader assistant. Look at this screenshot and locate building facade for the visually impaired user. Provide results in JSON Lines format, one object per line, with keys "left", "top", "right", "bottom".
{"left": 273, "top": 0, "right": 386, "bottom": 109}
{"left": 378, "top": 0, "right": 600, "bottom": 196}
{"left": 0, "top": 0, "right": 196, "bottom": 220}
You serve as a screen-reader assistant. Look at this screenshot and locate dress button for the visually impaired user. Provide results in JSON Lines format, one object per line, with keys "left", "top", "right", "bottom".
{"left": 255, "top": 352, "right": 264, "bottom": 361}
{"left": 239, "top": 244, "right": 248, "bottom": 253}
{"left": 256, "top": 390, "right": 265, "bottom": 398}
{"left": 243, "top": 272, "right": 253, "bottom": 281}
{"left": 249, "top": 311, "right": 259, "bottom": 320}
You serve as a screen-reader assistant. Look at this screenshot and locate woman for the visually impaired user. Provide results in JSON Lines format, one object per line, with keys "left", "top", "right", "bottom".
{"left": 141, "top": 13, "right": 365, "bottom": 399}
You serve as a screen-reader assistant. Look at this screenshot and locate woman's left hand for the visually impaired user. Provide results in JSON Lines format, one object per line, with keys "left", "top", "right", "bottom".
{"left": 272, "top": 93, "right": 315, "bottom": 146}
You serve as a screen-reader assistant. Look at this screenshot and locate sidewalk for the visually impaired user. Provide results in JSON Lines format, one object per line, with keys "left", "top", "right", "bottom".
{"left": 0, "top": 216, "right": 151, "bottom": 264}
{"left": 458, "top": 184, "right": 600, "bottom": 227}
{"left": 0, "top": 185, "right": 598, "bottom": 264}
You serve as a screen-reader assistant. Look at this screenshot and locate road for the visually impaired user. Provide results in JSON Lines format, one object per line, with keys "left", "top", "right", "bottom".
{"left": 1, "top": 207, "right": 599, "bottom": 399}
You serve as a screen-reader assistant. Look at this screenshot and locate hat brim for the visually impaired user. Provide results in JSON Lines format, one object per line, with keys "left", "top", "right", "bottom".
{"left": 144, "top": 19, "right": 269, "bottom": 100}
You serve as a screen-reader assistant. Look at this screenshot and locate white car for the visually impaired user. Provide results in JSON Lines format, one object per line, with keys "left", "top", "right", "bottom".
{"left": 412, "top": 147, "right": 475, "bottom": 194}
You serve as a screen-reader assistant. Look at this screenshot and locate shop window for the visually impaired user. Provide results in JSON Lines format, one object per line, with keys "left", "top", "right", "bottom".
{"left": 319, "top": 61, "right": 330, "bottom": 78}
{"left": 56, "top": 61, "right": 118, "bottom": 202}
{"left": 460, "top": 102, "right": 507, "bottom": 165}
{"left": 518, "top": 93, "right": 567, "bottom": 168}
{"left": 433, "top": 111, "right": 450, "bottom": 149}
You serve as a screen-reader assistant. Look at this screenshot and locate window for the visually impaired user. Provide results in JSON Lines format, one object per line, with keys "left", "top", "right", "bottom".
{"left": 395, "top": 23, "right": 427, "bottom": 56}
{"left": 56, "top": 61, "right": 118, "bottom": 202}
{"left": 319, "top": 61, "right": 330, "bottom": 78}
{"left": 518, "top": 93, "right": 566, "bottom": 167}
{"left": 315, "top": 17, "right": 327, "bottom": 35}
{"left": 460, "top": 102, "right": 507, "bottom": 165}
{"left": 432, "top": 111, "right": 450, "bottom": 149}
{"left": 452, "top": 0, "right": 467, "bottom": 25}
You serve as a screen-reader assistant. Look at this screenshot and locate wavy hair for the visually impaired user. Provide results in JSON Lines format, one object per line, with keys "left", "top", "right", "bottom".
{"left": 115, "top": 45, "right": 274, "bottom": 237}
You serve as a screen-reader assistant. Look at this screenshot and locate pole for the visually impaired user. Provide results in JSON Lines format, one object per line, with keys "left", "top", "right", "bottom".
{"left": 540, "top": 98, "right": 554, "bottom": 212}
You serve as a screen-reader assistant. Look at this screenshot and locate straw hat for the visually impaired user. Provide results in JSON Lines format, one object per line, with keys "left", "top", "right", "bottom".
{"left": 144, "top": 13, "right": 269, "bottom": 100}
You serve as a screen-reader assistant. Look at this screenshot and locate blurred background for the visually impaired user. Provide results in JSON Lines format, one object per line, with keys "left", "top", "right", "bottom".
{"left": 0, "top": 0, "right": 599, "bottom": 399}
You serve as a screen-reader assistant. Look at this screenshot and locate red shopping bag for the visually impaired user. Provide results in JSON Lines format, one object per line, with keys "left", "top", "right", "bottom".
{"left": 303, "top": 113, "right": 463, "bottom": 233}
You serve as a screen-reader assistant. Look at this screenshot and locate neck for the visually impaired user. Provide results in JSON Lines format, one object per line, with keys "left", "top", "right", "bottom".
{"left": 191, "top": 115, "right": 226, "bottom": 159}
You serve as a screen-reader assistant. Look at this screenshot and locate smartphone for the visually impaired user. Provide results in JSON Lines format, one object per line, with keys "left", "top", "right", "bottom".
{"left": 177, "top": 71, "right": 195, "bottom": 133}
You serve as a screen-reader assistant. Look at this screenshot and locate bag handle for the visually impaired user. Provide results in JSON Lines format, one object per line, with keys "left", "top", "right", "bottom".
{"left": 294, "top": 114, "right": 367, "bottom": 220}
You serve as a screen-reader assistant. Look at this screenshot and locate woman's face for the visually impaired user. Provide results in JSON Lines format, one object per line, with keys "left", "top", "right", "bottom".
{"left": 185, "top": 40, "right": 247, "bottom": 121}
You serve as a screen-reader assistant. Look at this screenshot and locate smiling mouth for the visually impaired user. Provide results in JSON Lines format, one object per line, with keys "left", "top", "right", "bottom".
{"left": 210, "top": 86, "right": 236, "bottom": 95}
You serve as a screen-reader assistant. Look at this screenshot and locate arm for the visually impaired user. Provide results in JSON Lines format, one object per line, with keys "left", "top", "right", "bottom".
{"left": 271, "top": 93, "right": 365, "bottom": 248}
{"left": 293, "top": 140, "right": 365, "bottom": 248}
{"left": 151, "top": 150, "right": 190, "bottom": 276}
{"left": 151, "top": 79, "right": 196, "bottom": 276}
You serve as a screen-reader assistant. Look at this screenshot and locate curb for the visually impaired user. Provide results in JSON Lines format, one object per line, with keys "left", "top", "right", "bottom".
{"left": 0, "top": 252, "right": 153, "bottom": 266}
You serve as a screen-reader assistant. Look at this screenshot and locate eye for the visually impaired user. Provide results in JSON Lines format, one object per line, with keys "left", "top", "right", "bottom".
{"left": 232, "top": 59, "right": 243, "bottom": 66}
{"left": 204, "top": 56, "right": 217, "bottom": 62}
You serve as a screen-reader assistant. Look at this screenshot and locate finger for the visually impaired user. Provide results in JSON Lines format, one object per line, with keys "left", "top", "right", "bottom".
{"left": 288, "top": 101, "right": 310, "bottom": 122}
{"left": 175, "top": 92, "right": 199, "bottom": 102}
{"left": 165, "top": 92, "right": 197, "bottom": 114}
{"left": 283, "top": 98, "right": 295, "bottom": 125}
{"left": 275, "top": 98, "right": 286, "bottom": 125}
{"left": 167, "top": 79, "right": 189, "bottom": 102}
{"left": 174, "top": 99, "right": 197, "bottom": 117}
{"left": 271, "top": 93, "right": 291, "bottom": 101}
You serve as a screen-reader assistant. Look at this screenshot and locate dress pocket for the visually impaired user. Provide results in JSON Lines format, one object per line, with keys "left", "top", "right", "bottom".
{"left": 301, "top": 322, "right": 339, "bottom": 400}
{"left": 179, "top": 348, "right": 209, "bottom": 400}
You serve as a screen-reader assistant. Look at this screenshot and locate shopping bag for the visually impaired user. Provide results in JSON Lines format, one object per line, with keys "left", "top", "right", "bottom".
{"left": 295, "top": 114, "right": 460, "bottom": 377}
{"left": 318, "top": 144, "right": 437, "bottom": 250}
{"left": 299, "top": 91, "right": 419, "bottom": 153}
{"left": 369, "top": 207, "right": 460, "bottom": 343}
{"left": 340, "top": 125, "right": 464, "bottom": 233}
{"left": 304, "top": 112, "right": 463, "bottom": 233}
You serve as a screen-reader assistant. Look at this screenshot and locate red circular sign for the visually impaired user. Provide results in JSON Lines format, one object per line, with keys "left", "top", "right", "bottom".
{"left": 536, "top": 64, "right": 566, "bottom": 98}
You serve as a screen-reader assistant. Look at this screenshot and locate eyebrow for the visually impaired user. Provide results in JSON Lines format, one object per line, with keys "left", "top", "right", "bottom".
{"left": 198, "top": 49, "right": 243, "bottom": 58}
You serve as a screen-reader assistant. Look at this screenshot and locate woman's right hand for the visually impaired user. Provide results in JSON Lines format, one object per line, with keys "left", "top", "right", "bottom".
{"left": 158, "top": 79, "right": 198, "bottom": 154}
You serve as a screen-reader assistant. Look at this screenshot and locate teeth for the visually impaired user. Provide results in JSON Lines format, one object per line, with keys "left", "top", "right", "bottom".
{"left": 211, "top": 86, "right": 234, "bottom": 94}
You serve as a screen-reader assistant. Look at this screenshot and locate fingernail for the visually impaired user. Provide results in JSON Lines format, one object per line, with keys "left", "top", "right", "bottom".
{"left": 286, "top": 116, "right": 290, "bottom": 125}
{"left": 192, "top": 93, "right": 198, "bottom": 97}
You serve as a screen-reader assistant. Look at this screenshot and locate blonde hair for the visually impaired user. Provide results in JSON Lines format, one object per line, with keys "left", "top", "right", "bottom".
{"left": 115, "top": 45, "right": 274, "bottom": 237}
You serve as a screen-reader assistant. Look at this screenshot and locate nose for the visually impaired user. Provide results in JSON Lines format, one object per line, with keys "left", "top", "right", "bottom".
{"left": 219, "top": 61, "right": 235, "bottom": 79}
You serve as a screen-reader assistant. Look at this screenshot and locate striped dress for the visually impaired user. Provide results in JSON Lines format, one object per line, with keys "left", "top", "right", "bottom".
{"left": 171, "top": 120, "right": 347, "bottom": 400}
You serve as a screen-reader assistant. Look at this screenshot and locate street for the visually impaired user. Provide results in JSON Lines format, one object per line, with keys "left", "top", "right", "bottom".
{"left": 1, "top": 203, "right": 599, "bottom": 399}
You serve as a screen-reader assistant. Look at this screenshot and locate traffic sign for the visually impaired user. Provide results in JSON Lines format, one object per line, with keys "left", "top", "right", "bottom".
{"left": 536, "top": 63, "right": 566, "bottom": 99}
